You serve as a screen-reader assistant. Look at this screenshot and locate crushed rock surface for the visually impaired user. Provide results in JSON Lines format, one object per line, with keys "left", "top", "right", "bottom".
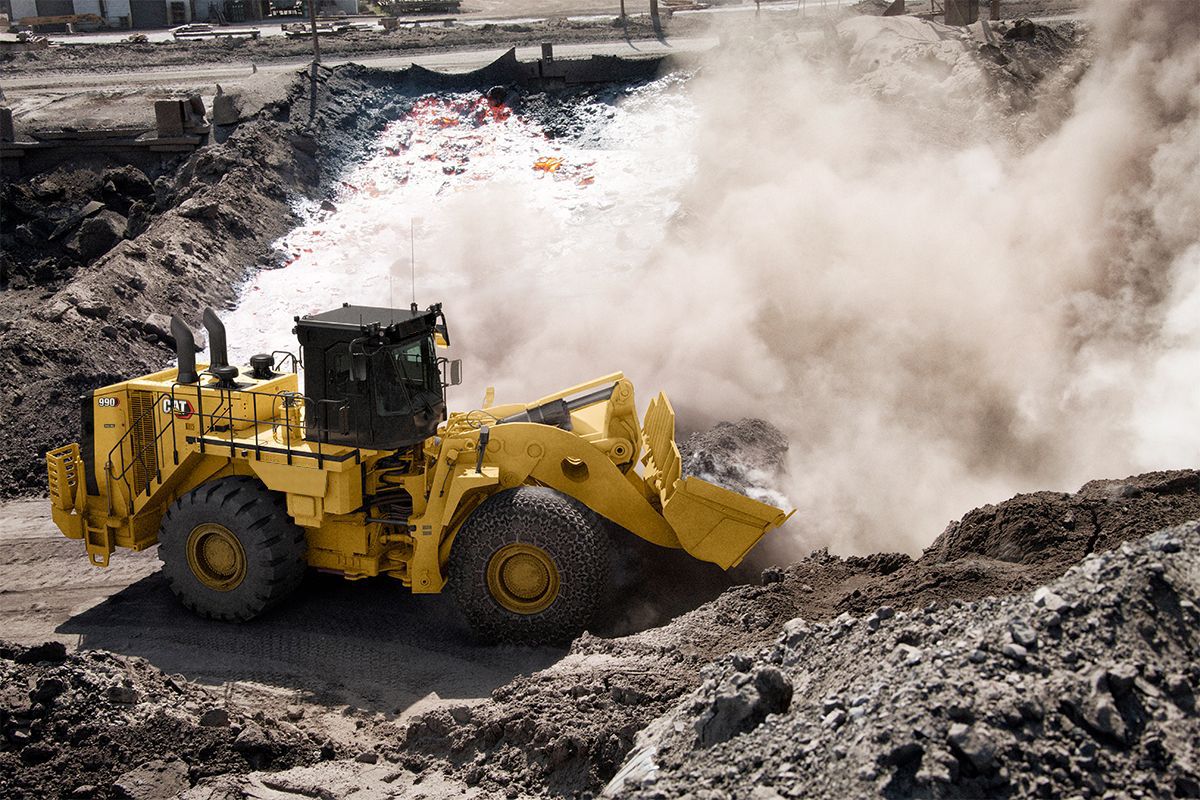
{"left": 6, "top": 469, "right": 1195, "bottom": 800}
{"left": 340, "top": 470, "right": 1197, "bottom": 797}
{"left": 612, "top": 520, "right": 1200, "bottom": 799}
{"left": 0, "top": 641, "right": 323, "bottom": 800}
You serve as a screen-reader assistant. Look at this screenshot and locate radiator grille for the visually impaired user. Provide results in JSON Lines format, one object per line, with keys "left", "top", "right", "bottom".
{"left": 129, "top": 391, "right": 159, "bottom": 496}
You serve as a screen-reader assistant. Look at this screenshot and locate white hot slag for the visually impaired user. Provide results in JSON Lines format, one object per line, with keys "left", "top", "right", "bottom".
{"left": 222, "top": 78, "right": 698, "bottom": 369}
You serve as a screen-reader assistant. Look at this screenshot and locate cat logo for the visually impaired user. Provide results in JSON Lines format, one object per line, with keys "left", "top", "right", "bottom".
{"left": 161, "top": 397, "right": 195, "bottom": 420}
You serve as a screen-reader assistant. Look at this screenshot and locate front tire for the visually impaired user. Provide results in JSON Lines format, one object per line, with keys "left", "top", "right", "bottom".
{"left": 158, "top": 477, "right": 307, "bottom": 621}
{"left": 449, "top": 486, "right": 609, "bottom": 644}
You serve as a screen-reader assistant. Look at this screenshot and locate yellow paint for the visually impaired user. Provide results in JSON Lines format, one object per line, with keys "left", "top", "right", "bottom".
{"left": 45, "top": 357, "right": 793, "bottom": 598}
{"left": 186, "top": 523, "right": 247, "bottom": 591}
{"left": 486, "top": 543, "right": 560, "bottom": 614}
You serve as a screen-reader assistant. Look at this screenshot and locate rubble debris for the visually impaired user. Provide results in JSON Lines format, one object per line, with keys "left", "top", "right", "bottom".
{"left": 68, "top": 211, "right": 127, "bottom": 260}
{"left": 1005, "top": 18, "right": 1039, "bottom": 42}
{"left": 364, "top": 470, "right": 1200, "bottom": 797}
{"left": 0, "top": 67, "right": 395, "bottom": 497}
{"left": 615, "top": 522, "right": 1200, "bottom": 799}
{"left": 0, "top": 643, "right": 318, "bottom": 800}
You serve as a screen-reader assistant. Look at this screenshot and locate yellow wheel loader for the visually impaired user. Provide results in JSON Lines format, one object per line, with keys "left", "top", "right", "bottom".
{"left": 45, "top": 304, "right": 792, "bottom": 643}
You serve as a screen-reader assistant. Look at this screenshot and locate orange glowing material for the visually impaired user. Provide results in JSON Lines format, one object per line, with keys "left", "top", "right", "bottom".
{"left": 534, "top": 157, "right": 564, "bottom": 173}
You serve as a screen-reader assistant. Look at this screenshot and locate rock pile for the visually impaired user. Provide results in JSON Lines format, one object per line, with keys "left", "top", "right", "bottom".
{"left": 610, "top": 521, "right": 1200, "bottom": 799}
{"left": 1, "top": 164, "right": 159, "bottom": 291}
{"left": 0, "top": 641, "right": 321, "bottom": 800}
{"left": 377, "top": 471, "right": 1200, "bottom": 798}
{"left": 679, "top": 418, "right": 790, "bottom": 506}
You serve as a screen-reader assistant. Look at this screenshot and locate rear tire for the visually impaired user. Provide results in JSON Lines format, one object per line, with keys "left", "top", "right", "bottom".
{"left": 158, "top": 477, "right": 307, "bottom": 622}
{"left": 449, "top": 486, "right": 609, "bottom": 644}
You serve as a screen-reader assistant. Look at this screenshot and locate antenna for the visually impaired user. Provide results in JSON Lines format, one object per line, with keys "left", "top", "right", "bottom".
{"left": 410, "top": 219, "right": 417, "bottom": 310}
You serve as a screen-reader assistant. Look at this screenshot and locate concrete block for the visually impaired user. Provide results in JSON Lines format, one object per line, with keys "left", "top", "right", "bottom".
{"left": 945, "top": 0, "right": 979, "bottom": 26}
{"left": 154, "top": 100, "right": 185, "bottom": 138}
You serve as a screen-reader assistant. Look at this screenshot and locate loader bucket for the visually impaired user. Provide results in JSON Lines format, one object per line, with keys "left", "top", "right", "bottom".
{"left": 641, "top": 393, "right": 793, "bottom": 569}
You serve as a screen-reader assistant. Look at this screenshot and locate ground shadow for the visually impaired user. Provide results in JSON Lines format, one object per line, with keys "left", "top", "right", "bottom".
{"left": 57, "top": 570, "right": 565, "bottom": 718}
{"left": 56, "top": 539, "right": 754, "bottom": 717}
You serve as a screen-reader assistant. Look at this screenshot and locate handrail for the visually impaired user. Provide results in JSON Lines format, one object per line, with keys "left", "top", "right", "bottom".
{"left": 104, "top": 378, "right": 354, "bottom": 516}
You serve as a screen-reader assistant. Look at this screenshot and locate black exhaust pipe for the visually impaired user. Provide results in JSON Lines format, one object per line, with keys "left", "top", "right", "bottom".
{"left": 202, "top": 307, "right": 228, "bottom": 369}
{"left": 170, "top": 316, "right": 199, "bottom": 384}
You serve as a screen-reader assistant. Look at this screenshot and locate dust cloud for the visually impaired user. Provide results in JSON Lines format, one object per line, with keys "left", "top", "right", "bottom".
{"left": 436, "top": 0, "right": 1200, "bottom": 557}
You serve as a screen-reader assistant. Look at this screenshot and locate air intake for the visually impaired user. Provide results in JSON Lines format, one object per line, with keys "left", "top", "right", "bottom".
{"left": 202, "top": 307, "right": 228, "bottom": 369}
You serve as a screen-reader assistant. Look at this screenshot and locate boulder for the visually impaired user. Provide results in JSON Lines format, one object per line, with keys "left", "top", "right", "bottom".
{"left": 947, "top": 723, "right": 1000, "bottom": 771}
{"left": 49, "top": 200, "right": 105, "bottom": 241}
{"left": 199, "top": 708, "right": 231, "bottom": 727}
{"left": 106, "top": 685, "right": 140, "bottom": 705}
{"left": 69, "top": 211, "right": 127, "bottom": 261}
{"left": 14, "top": 641, "right": 68, "bottom": 664}
{"left": 212, "top": 87, "right": 243, "bottom": 126}
{"left": 694, "top": 666, "right": 793, "bottom": 748}
{"left": 103, "top": 166, "right": 154, "bottom": 199}
{"left": 178, "top": 197, "right": 220, "bottom": 220}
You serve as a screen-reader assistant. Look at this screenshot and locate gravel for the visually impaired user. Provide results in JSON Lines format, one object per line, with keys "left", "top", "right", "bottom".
{"left": 610, "top": 522, "right": 1200, "bottom": 799}
{"left": 354, "top": 470, "right": 1199, "bottom": 798}
{"left": 0, "top": 643, "right": 322, "bottom": 799}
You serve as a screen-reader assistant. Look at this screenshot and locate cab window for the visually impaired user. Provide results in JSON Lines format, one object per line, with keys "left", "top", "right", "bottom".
{"left": 373, "top": 336, "right": 437, "bottom": 415}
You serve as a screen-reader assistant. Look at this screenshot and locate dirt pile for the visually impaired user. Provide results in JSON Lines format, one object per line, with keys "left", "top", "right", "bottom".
{"left": 347, "top": 469, "right": 1198, "bottom": 797}
{"left": 828, "top": 15, "right": 1088, "bottom": 142}
{"left": 0, "top": 640, "right": 325, "bottom": 800}
{"left": 611, "top": 519, "right": 1200, "bottom": 799}
{"left": 838, "top": 470, "right": 1200, "bottom": 616}
{"left": 0, "top": 66, "right": 414, "bottom": 498}
{"left": 679, "top": 418, "right": 790, "bottom": 506}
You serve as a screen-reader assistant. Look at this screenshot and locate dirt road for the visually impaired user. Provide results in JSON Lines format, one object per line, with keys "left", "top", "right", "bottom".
{"left": 0, "top": 499, "right": 563, "bottom": 727}
{"left": 3, "top": 37, "right": 717, "bottom": 93}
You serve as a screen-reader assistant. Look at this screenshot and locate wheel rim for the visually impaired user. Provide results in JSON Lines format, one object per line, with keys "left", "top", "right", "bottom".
{"left": 186, "top": 523, "right": 247, "bottom": 592}
{"left": 486, "top": 543, "right": 560, "bottom": 615}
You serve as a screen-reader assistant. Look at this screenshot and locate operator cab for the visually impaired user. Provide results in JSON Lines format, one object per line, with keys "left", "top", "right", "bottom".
{"left": 294, "top": 303, "right": 461, "bottom": 450}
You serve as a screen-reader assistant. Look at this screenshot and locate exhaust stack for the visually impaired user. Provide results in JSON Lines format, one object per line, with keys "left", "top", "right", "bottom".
{"left": 202, "top": 307, "right": 228, "bottom": 369}
{"left": 169, "top": 316, "right": 199, "bottom": 384}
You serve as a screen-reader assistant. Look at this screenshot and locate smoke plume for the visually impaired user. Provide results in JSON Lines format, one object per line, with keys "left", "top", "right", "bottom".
{"left": 223, "top": 2, "right": 1198, "bottom": 559}
{"left": 440, "top": 1, "right": 1200, "bottom": 556}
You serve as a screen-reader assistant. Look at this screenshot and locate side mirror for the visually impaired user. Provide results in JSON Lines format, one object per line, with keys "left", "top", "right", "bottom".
{"left": 447, "top": 359, "right": 463, "bottom": 387}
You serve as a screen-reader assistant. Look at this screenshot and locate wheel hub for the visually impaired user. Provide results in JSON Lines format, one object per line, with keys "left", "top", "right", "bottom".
{"left": 486, "top": 543, "right": 559, "bottom": 614}
{"left": 186, "top": 523, "right": 247, "bottom": 592}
